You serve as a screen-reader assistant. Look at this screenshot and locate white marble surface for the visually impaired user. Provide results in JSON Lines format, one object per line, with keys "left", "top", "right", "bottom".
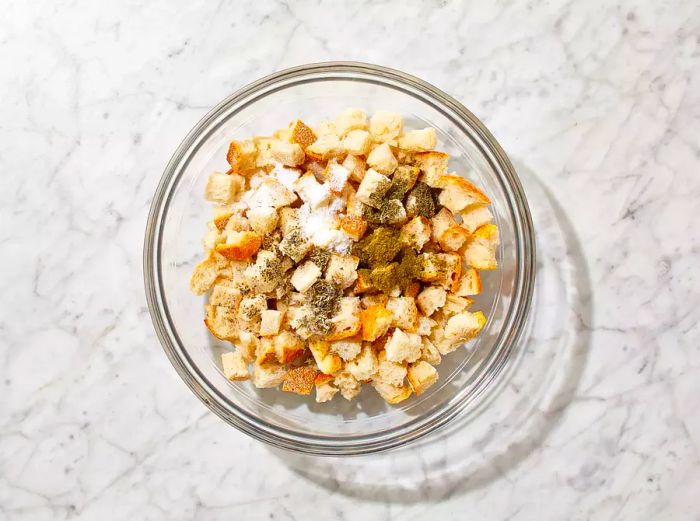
{"left": 2, "top": 0, "right": 699, "bottom": 519}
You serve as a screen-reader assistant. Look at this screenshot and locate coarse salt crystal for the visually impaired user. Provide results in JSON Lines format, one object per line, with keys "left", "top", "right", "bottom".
{"left": 272, "top": 162, "right": 301, "bottom": 191}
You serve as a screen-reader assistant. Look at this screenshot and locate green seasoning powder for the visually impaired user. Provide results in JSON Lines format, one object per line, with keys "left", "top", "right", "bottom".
{"left": 352, "top": 227, "right": 402, "bottom": 268}
{"left": 304, "top": 280, "right": 342, "bottom": 335}
{"left": 407, "top": 182, "right": 436, "bottom": 218}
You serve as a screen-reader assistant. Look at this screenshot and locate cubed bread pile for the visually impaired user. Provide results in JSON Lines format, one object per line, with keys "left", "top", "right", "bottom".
{"left": 190, "top": 109, "right": 499, "bottom": 404}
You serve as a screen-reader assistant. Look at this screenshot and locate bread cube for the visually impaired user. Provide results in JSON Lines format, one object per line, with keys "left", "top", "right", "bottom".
{"left": 379, "top": 199, "right": 407, "bottom": 225}
{"left": 246, "top": 206, "right": 278, "bottom": 235}
{"left": 389, "top": 165, "right": 420, "bottom": 199}
{"left": 366, "top": 143, "right": 398, "bottom": 175}
{"left": 386, "top": 296, "right": 419, "bottom": 331}
{"left": 278, "top": 207, "right": 300, "bottom": 235}
{"left": 237, "top": 294, "right": 267, "bottom": 323}
{"left": 236, "top": 330, "right": 259, "bottom": 362}
{"left": 454, "top": 267, "right": 482, "bottom": 297}
{"left": 400, "top": 216, "right": 431, "bottom": 251}
{"left": 360, "top": 293, "right": 389, "bottom": 309}
{"left": 205, "top": 172, "right": 244, "bottom": 204}
{"left": 264, "top": 139, "right": 305, "bottom": 166}
{"left": 328, "top": 297, "right": 361, "bottom": 340}
{"left": 335, "top": 109, "right": 368, "bottom": 136}
{"left": 246, "top": 179, "right": 298, "bottom": 209}
{"left": 443, "top": 294, "right": 472, "bottom": 316}
{"left": 324, "top": 161, "right": 351, "bottom": 193}
{"left": 416, "top": 286, "right": 447, "bottom": 317}
{"left": 345, "top": 344, "right": 378, "bottom": 381}
{"left": 372, "top": 381, "right": 412, "bottom": 404}
{"left": 334, "top": 371, "right": 361, "bottom": 401}
{"left": 278, "top": 229, "right": 312, "bottom": 262}
{"left": 340, "top": 215, "right": 368, "bottom": 241}
{"left": 385, "top": 328, "right": 422, "bottom": 363}
{"left": 282, "top": 365, "right": 318, "bottom": 395}
{"left": 356, "top": 168, "right": 391, "bottom": 208}
{"left": 330, "top": 338, "right": 362, "bottom": 361}
{"left": 306, "top": 134, "right": 343, "bottom": 161}
{"left": 420, "top": 337, "right": 442, "bottom": 365}
{"left": 431, "top": 207, "right": 457, "bottom": 242}
{"left": 398, "top": 128, "right": 437, "bottom": 152}
{"left": 415, "top": 151, "right": 449, "bottom": 188}
{"left": 342, "top": 154, "right": 367, "bottom": 183}
{"left": 216, "top": 231, "right": 261, "bottom": 261}
{"left": 439, "top": 225, "right": 470, "bottom": 252}
{"left": 204, "top": 305, "right": 239, "bottom": 340}
{"left": 259, "top": 310, "right": 283, "bottom": 336}
{"left": 462, "top": 224, "right": 499, "bottom": 270}
{"left": 212, "top": 210, "right": 233, "bottom": 232}
{"left": 309, "top": 340, "right": 343, "bottom": 375}
{"left": 444, "top": 311, "right": 487, "bottom": 346}
{"left": 407, "top": 360, "right": 438, "bottom": 396}
{"left": 226, "top": 139, "right": 258, "bottom": 174}
{"left": 290, "top": 261, "right": 322, "bottom": 292}
{"left": 294, "top": 173, "right": 331, "bottom": 208}
{"left": 252, "top": 361, "right": 286, "bottom": 388}
{"left": 325, "top": 254, "right": 359, "bottom": 289}
{"left": 273, "top": 331, "right": 305, "bottom": 364}
{"left": 289, "top": 119, "right": 317, "bottom": 148}
{"left": 369, "top": 111, "right": 403, "bottom": 144}
{"left": 376, "top": 350, "right": 408, "bottom": 386}
{"left": 190, "top": 252, "right": 225, "bottom": 295}
{"left": 460, "top": 205, "right": 494, "bottom": 235}
{"left": 314, "top": 373, "right": 339, "bottom": 403}
{"left": 342, "top": 129, "right": 372, "bottom": 156}
{"left": 221, "top": 351, "right": 249, "bottom": 381}
{"left": 360, "top": 304, "right": 394, "bottom": 342}
{"left": 438, "top": 175, "right": 491, "bottom": 213}
{"left": 209, "top": 282, "right": 241, "bottom": 308}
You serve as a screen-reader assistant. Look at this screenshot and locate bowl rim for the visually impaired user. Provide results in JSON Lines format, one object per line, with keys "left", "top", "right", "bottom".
{"left": 143, "top": 61, "right": 536, "bottom": 455}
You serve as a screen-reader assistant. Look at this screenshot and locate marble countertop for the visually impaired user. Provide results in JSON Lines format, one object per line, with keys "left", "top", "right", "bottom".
{"left": 2, "top": 1, "right": 699, "bottom": 519}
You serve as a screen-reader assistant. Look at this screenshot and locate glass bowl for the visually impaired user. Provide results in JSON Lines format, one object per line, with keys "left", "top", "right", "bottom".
{"left": 143, "top": 62, "right": 535, "bottom": 455}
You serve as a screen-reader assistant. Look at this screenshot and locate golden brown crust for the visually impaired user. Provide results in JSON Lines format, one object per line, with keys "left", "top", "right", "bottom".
{"left": 290, "top": 119, "right": 317, "bottom": 149}
{"left": 360, "top": 305, "right": 393, "bottom": 341}
{"left": 282, "top": 365, "right": 318, "bottom": 395}
{"left": 215, "top": 232, "right": 261, "bottom": 261}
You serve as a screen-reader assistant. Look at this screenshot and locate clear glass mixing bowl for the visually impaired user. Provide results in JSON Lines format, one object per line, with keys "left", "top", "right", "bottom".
{"left": 144, "top": 62, "right": 535, "bottom": 455}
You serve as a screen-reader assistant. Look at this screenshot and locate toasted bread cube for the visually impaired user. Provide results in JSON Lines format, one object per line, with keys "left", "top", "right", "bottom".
{"left": 204, "top": 305, "right": 238, "bottom": 340}
{"left": 373, "top": 381, "right": 412, "bottom": 404}
{"left": 463, "top": 224, "right": 499, "bottom": 270}
{"left": 407, "top": 360, "right": 438, "bottom": 395}
{"left": 416, "top": 286, "right": 447, "bottom": 317}
{"left": 294, "top": 173, "right": 331, "bottom": 208}
{"left": 246, "top": 206, "right": 278, "bottom": 235}
{"left": 289, "top": 119, "right": 317, "bottom": 148}
{"left": 340, "top": 215, "right": 368, "bottom": 241}
{"left": 443, "top": 294, "right": 472, "bottom": 315}
{"left": 203, "top": 224, "right": 224, "bottom": 251}
{"left": 264, "top": 139, "right": 305, "bottom": 166}
{"left": 404, "top": 281, "right": 421, "bottom": 298}
{"left": 209, "top": 282, "right": 241, "bottom": 308}
{"left": 459, "top": 205, "right": 494, "bottom": 235}
{"left": 244, "top": 250, "right": 284, "bottom": 293}
{"left": 334, "top": 371, "right": 361, "bottom": 401}
{"left": 345, "top": 344, "right": 378, "bottom": 381}
{"left": 438, "top": 175, "right": 491, "bottom": 213}
{"left": 255, "top": 336, "right": 277, "bottom": 365}
{"left": 379, "top": 199, "right": 407, "bottom": 225}
{"left": 252, "top": 361, "right": 286, "bottom": 388}
{"left": 420, "top": 337, "right": 442, "bottom": 365}
{"left": 247, "top": 179, "right": 298, "bottom": 209}
{"left": 385, "top": 329, "right": 422, "bottom": 363}
{"left": 282, "top": 365, "right": 318, "bottom": 395}
{"left": 360, "top": 305, "right": 394, "bottom": 341}
{"left": 221, "top": 351, "right": 249, "bottom": 381}
{"left": 376, "top": 350, "right": 408, "bottom": 386}
{"left": 306, "top": 134, "right": 343, "bottom": 161}
{"left": 366, "top": 143, "right": 398, "bottom": 175}
{"left": 290, "top": 261, "right": 322, "bottom": 292}
{"left": 440, "top": 225, "right": 470, "bottom": 252}
{"left": 444, "top": 311, "right": 487, "bottom": 346}
{"left": 309, "top": 340, "right": 343, "bottom": 375}
{"left": 236, "top": 331, "right": 259, "bottom": 362}
{"left": 398, "top": 128, "right": 437, "bottom": 152}
{"left": 223, "top": 214, "right": 251, "bottom": 233}
{"left": 389, "top": 165, "right": 420, "bottom": 199}
{"left": 237, "top": 294, "right": 267, "bottom": 323}
{"left": 287, "top": 305, "right": 314, "bottom": 340}
{"left": 190, "top": 253, "right": 224, "bottom": 295}
{"left": 354, "top": 269, "right": 376, "bottom": 294}
{"left": 213, "top": 210, "right": 233, "bottom": 232}
{"left": 342, "top": 129, "right": 372, "bottom": 156}
{"left": 272, "top": 164, "right": 302, "bottom": 192}
{"left": 226, "top": 140, "right": 258, "bottom": 173}
{"left": 259, "top": 310, "right": 283, "bottom": 336}
{"left": 330, "top": 338, "right": 362, "bottom": 361}
{"left": 325, "top": 254, "right": 360, "bottom": 289}
{"left": 335, "top": 109, "right": 368, "bottom": 135}
{"left": 216, "top": 231, "right": 261, "bottom": 261}
{"left": 360, "top": 293, "right": 389, "bottom": 309}
{"left": 205, "top": 172, "right": 244, "bottom": 204}
{"left": 387, "top": 296, "right": 419, "bottom": 331}
{"left": 370, "top": 111, "right": 403, "bottom": 144}
{"left": 454, "top": 267, "right": 482, "bottom": 296}
{"left": 415, "top": 151, "right": 449, "bottom": 188}
{"left": 324, "top": 161, "right": 351, "bottom": 193}
{"left": 417, "top": 315, "right": 436, "bottom": 336}
{"left": 400, "top": 216, "right": 432, "bottom": 251}
{"left": 328, "top": 297, "right": 361, "bottom": 340}
{"left": 342, "top": 154, "right": 367, "bottom": 183}
{"left": 356, "top": 168, "right": 391, "bottom": 208}
{"left": 431, "top": 208, "right": 457, "bottom": 242}
{"left": 278, "top": 207, "right": 300, "bottom": 235}
{"left": 274, "top": 331, "right": 305, "bottom": 364}
{"left": 314, "top": 373, "right": 338, "bottom": 402}
{"left": 418, "top": 252, "right": 462, "bottom": 292}
{"left": 279, "top": 229, "right": 312, "bottom": 262}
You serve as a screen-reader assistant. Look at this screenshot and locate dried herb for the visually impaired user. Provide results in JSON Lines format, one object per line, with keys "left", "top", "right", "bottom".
{"left": 307, "top": 248, "right": 331, "bottom": 271}
{"left": 406, "top": 182, "right": 436, "bottom": 218}
{"left": 352, "top": 227, "right": 402, "bottom": 268}
{"left": 303, "top": 280, "right": 342, "bottom": 335}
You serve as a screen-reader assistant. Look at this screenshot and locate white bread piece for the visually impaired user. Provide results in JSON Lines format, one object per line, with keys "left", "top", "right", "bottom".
{"left": 416, "top": 315, "right": 436, "bottom": 336}
{"left": 376, "top": 351, "right": 408, "bottom": 386}
{"left": 444, "top": 311, "right": 487, "bottom": 346}
{"left": 204, "top": 305, "right": 239, "bottom": 340}
{"left": 407, "top": 360, "right": 438, "bottom": 395}
{"left": 221, "top": 351, "right": 250, "bottom": 381}
{"left": 325, "top": 161, "right": 351, "bottom": 193}
{"left": 462, "top": 224, "right": 499, "bottom": 270}
{"left": 237, "top": 294, "right": 267, "bottom": 324}
{"left": 360, "top": 293, "right": 389, "bottom": 309}
{"left": 343, "top": 154, "right": 367, "bottom": 184}
{"left": 369, "top": 111, "right": 403, "bottom": 144}
{"left": 271, "top": 163, "right": 301, "bottom": 191}
{"left": 431, "top": 207, "right": 457, "bottom": 242}
{"left": 325, "top": 254, "right": 359, "bottom": 289}
{"left": 399, "top": 216, "right": 432, "bottom": 250}
{"left": 264, "top": 139, "right": 305, "bottom": 166}
{"left": 259, "top": 309, "right": 283, "bottom": 336}
{"left": 398, "top": 128, "right": 437, "bottom": 152}
{"left": 360, "top": 304, "right": 394, "bottom": 341}
{"left": 330, "top": 338, "right": 362, "bottom": 361}
{"left": 315, "top": 374, "right": 338, "bottom": 403}
{"left": 252, "top": 361, "right": 286, "bottom": 388}
{"left": 454, "top": 267, "right": 482, "bottom": 296}
{"left": 274, "top": 330, "right": 305, "bottom": 364}
{"left": 438, "top": 175, "right": 491, "bottom": 213}
{"left": 420, "top": 337, "right": 442, "bottom": 365}
{"left": 386, "top": 296, "right": 419, "bottom": 331}
{"left": 246, "top": 179, "right": 298, "bottom": 209}
{"left": 226, "top": 139, "right": 258, "bottom": 174}
{"left": 290, "top": 261, "right": 322, "bottom": 292}
{"left": 366, "top": 143, "right": 398, "bottom": 175}
{"left": 306, "top": 134, "right": 343, "bottom": 161}
{"left": 328, "top": 297, "right": 361, "bottom": 340}
{"left": 278, "top": 228, "right": 312, "bottom": 262}
{"left": 439, "top": 225, "right": 470, "bottom": 252}
{"left": 459, "top": 205, "right": 494, "bottom": 235}
{"left": 309, "top": 340, "right": 343, "bottom": 375}
{"left": 342, "top": 129, "right": 372, "bottom": 156}
{"left": 334, "top": 371, "right": 361, "bottom": 401}
{"left": 415, "top": 151, "right": 449, "bottom": 188}
{"left": 372, "top": 380, "right": 412, "bottom": 404}
{"left": 443, "top": 294, "right": 472, "bottom": 315}
{"left": 379, "top": 199, "right": 407, "bottom": 225}
{"left": 205, "top": 172, "right": 244, "bottom": 204}
{"left": 246, "top": 206, "right": 278, "bottom": 235}
{"left": 216, "top": 230, "right": 261, "bottom": 261}
{"left": 385, "top": 329, "right": 422, "bottom": 364}
{"left": 236, "top": 330, "right": 259, "bottom": 362}
{"left": 335, "top": 109, "right": 368, "bottom": 136}
{"left": 243, "top": 250, "right": 285, "bottom": 293}
{"left": 345, "top": 344, "right": 378, "bottom": 381}
{"left": 222, "top": 213, "right": 251, "bottom": 233}
{"left": 209, "top": 282, "right": 241, "bottom": 308}
{"left": 190, "top": 252, "right": 226, "bottom": 295}
{"left": 278, "top": 207, "right": 300, "bottom": 235}
{"left": 416, "top": 286, "right": 447, "bottom": 317}
{"left": 294, "top": 173, "right": 331, "bottom": 208}
{"left": 356, "top": 168, "right": 391, "bottom": 208}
